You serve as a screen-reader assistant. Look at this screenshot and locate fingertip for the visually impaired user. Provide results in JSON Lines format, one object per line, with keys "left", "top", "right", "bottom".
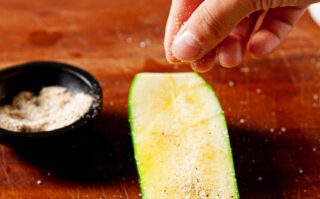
{"left": 190, "top": 62, "right": 215, "bottom": 73}
{"left": 165, "top": 51, "right": 182, "bottom": 64}
{"left": 172, "top": 30, "right": 202, "bottom": 62}
{"left": 164, "top": 0, "right": 204, "bottom": 64}
{"left": 190, "top": 50, "right": 217, "bottom": 73}
{"left": 218, "top": 37, "right": 243, "bottom": 68}
{"left": 248, "top": 30, "right": 281, "bottom": 57}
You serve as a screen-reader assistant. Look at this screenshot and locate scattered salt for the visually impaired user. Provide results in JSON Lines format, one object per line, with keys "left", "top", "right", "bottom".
{"left": 139, "top": 41, "right": 147, "bottom": 48}
{"left": 258, "top": 176, "right": 263, "bottom": 181}
{"left": 139, "top": 39, "right": 151, "bottom": 48}
{"left": 126, "top": 37, "right": 133, "bottom": 44}
{"left": 299, "top": 168, "right": 303, "bottom": 174}
{"left": 36, "top": 180, "right": 42, "bottom": 185}
{"left": 239, "top": 118, "right": 245, "bottom": 124}
{"left": 228, "top": 81, "right": 234, "bottom": 87}
{"left": 256, "top": 88, "right": 261, "bottom": 94}
{"left": 240, "top": 67, "right": 250, "bottom": 73}
{"left": 269, "top": 128, "right": 275, "bottom": 133}
{"left": 281, "top": 127, "right": 286, "bottom": 132}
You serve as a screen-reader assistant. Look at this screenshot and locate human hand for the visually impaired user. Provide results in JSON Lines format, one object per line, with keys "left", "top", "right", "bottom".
{"left": 164, "top": 0, "right": 319, "bottom": 72}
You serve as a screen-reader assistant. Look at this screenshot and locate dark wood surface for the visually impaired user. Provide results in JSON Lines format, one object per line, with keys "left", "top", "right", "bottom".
{"left": 0, "top": 0, "right": 320, "bottom": 198}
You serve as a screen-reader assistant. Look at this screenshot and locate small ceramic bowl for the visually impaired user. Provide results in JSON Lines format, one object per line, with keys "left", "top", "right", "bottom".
{"left": 0, "top": 61, "right": 103, "bottom": 149}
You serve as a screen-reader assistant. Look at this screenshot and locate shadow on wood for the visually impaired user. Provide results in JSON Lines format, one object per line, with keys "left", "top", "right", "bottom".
{"left": 229, "top": 125, "right": 320, "bottom": 198}
{"left": 12, "top": 110, "right": 137, "bottom": 184}
{"left": 229, "top": 126, "right": 285, "bottom": 198}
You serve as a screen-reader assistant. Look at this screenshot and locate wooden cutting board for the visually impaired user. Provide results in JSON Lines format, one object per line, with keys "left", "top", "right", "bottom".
{"left": 0, "top": 0, "right": 320, "bottom": 198}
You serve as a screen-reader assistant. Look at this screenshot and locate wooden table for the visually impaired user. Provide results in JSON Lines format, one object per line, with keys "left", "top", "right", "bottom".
{"left": 0, "top": 0, "right": 320, "bottom": 198}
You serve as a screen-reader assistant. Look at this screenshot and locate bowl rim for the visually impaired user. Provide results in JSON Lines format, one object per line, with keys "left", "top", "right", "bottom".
{"left": 0, "top": 61, "right": 103, "bottom": 138}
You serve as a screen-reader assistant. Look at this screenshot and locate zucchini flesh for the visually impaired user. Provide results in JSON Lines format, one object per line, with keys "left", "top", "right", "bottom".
{"left": 129, "top": 73, "right": 239, "bottom": 199}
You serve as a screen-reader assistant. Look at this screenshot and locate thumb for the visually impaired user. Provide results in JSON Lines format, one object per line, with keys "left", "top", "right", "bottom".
{"left": 171, "top": 0, "right": 253, "bottom": 62}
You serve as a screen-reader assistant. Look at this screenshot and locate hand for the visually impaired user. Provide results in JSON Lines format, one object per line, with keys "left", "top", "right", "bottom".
{"left": 164, "top": 0, "right": 318, "bottom": 72}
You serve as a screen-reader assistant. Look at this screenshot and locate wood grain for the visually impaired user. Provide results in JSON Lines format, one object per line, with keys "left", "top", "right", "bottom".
{"left": 0, "top": 0, "right": 320, "bottom": 198}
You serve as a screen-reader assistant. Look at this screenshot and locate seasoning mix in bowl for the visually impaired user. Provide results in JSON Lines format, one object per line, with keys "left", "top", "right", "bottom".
{"left": 0, "top": 86, "right": 94, "bottom": 132}
{"left": 0, "top": 61, "right": 102, "bottom": 148}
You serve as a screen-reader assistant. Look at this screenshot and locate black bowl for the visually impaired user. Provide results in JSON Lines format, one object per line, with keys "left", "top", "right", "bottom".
{"left": 0, "top": 61, "right": 103, "bottom": 149}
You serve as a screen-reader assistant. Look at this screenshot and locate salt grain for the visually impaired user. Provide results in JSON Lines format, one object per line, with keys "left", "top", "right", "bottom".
{"left": 240, "top": 67, "right": 250, "bottom": 73}
{"left": 256, "top": 88, "right": 261, "bottom": 94}
{"left": 228, "top": 81, "right": 234, "bottom": 87}
{"left": 139, "top": 41, "right": 147, "bottom": 48}
{"left": 126, "top": 37, "right": 133, "bottom": 44}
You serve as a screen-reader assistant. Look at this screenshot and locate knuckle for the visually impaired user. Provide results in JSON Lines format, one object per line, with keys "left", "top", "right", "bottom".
{"left": 250, "top": 0, "right": 303, "bottom": 10}
{"left": 198, "top": 6, "right": 223, "bottom": 41}
{"left": 251, "top": 0, "right": 275, "bottom": 10}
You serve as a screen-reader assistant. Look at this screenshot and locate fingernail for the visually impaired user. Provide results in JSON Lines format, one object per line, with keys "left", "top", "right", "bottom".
{"left": 248, "top": 31, "right": 281, "bottom": 57}
{"left": 172, "top": 30, "right": 201, "bottom": 61}
{"left": 219, "top": 39, "right": 242, "bottom": 68}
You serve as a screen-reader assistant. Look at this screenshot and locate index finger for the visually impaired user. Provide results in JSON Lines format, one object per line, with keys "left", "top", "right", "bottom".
{"left": 164, "top": 0, "right": 203, "bottom": 63}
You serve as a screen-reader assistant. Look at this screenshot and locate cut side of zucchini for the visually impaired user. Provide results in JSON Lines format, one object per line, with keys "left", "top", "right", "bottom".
{"left": 129, "top": 73, "right": 239, "bottom": 199}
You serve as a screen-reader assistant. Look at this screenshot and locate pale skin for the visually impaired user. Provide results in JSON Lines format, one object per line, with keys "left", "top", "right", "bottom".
{"left": 164, "top": 0, "right": 320, "bottom": 72}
